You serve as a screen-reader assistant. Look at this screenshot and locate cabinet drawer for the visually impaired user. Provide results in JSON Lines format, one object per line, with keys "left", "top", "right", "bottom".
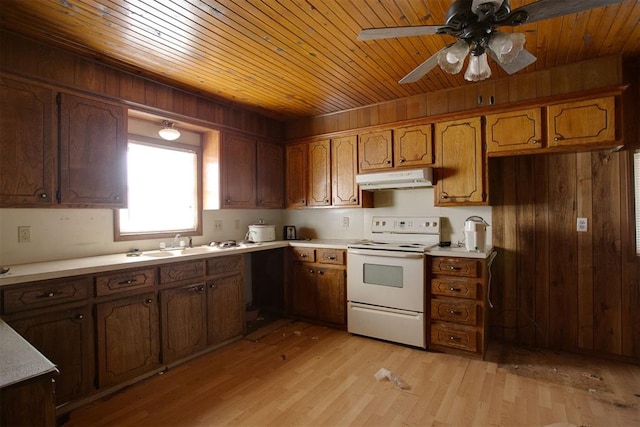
{"left": 3, "top": 276, "right": 91, "bottom": 313}
{"left": 160, "top": 260, "right": 205, "bottom": 284}
{"left": 431, "top": 257, "right": 479, "bottom": 277}
{"left": 291, "top": 247, "right": 315, "bottom": 262}
{"left": 431, "top": 298, "right": 478, "bottom": 325}
{"left": 430, "top": 323, "right": 478, "bottom": 352}
{"left": 207, "top": 255, "right": 243, "bottom": 276}
{"left": 431, "top": 277, "right": 478, "bottom": 299}
{"left": 96, "top": 268, "right": 157, "bottom": 296}
{"left": 317, "top": 249, "right": 345, "bottom": 265}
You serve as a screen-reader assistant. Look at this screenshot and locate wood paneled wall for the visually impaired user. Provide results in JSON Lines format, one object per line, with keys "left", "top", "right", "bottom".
{"left": 489, "top": 149, "right": 639, "bottom": 361}
{"left": 286, "top": 55, "right": 622, "bottom": 140}
{"left": 0, "top": 30, "right": 284, "bottom": 140}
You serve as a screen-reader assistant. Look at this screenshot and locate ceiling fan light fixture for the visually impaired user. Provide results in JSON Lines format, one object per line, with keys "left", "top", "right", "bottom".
{"left": 488, "top": 32, "right": 526, "bottom": 64}
{"left": 158, "top": 120, "right": 181, "bottom": 141}
{"left": 464, "top": 51, "right": 492, "bottom": 82}
{"left": 437, "top": 40, "right": 470, "bottom": 74}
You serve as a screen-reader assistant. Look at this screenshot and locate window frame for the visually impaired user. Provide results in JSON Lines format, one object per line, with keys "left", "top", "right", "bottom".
{"left": 114, "top": 135, "right": 203, "bottom": 242}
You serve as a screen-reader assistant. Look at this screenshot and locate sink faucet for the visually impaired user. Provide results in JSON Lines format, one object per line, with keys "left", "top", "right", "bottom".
{"left": 172, "top": 233, "right": 181, "bottom": 248}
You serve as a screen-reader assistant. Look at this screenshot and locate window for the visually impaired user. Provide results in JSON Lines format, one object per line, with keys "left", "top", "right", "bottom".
{"left": 115, "top": 136, "right": 202, "bottom": 241}
{"left": 635, "top": 150, "right": 640, "bottom": 256}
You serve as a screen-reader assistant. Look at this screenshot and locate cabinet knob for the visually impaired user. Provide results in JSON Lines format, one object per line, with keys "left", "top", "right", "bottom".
{"left": 115, "top": 195, "right": 121, "bottom": 201}
{"left": 531, "top": 140, "right": 538, "bottom": 144}
{"left": 226, "top": 198, "right": 232, "bottom": 203}
{"left": 449, "top": 287, "right": 461, "bottom": 292}
{"left": 318, "top": 271, "right": 324, "bottom": 276}
{"left": 447, "top": 266, "right": 461, "bottom": 271}
{"left": 352, "top": 198, "right": 357, "bottom": 202}
{"left": 449, "top": 336, "right": 461, "bottom": 341}
{"left": 146, "top": 298, "right": 153, "bottom": 304}
{"left": 327, "top": 256, "right": 336, "bottom": 260}
{"left": 76, "top": 314, "right": 84, "bottom": 320}
{"left": 554, "top": 136, "right": 563, "bottom": 141}
{"left": 301, "top": 199, "right": 305, "bottom": 204}
{"left": 448, "top": 309, "right": 461, "bottom": 315}
{"left": 209, "top": 282, "right": 216, "bottom": 289}
{"left": 40, "top": 193, "right": 48, "bottom": 199}
{"left": 399, "top": 159, "right": 405, "bottom": 163}
{"left": 308, "top": 269, "right": 314, "bottom": 274}
{"left": 41, "top": 291, "right": 59, "bottom": 298}
{"left": 118, "top": 278, "right": 137, "bottom": 285}
{"left": 386, "top": 160, "right": 391, "bottom": 164}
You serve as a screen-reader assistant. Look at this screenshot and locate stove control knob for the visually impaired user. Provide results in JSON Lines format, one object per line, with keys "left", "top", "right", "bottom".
{"left": 433, "top": 221, "right": 438, "bottom": 227}
{"left": 424, "top": 221, "right": 430, "bottom": 227}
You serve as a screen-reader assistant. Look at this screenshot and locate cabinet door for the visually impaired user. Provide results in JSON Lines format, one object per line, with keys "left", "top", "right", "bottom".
{"left": 285, "top": 143, "right": 307, "bottom": 208}
{"left": 6, "top": 305, "right": 94, "bottom": 406}
{"left": 220, "top": 132, "right": 256, "bottom": 208}
{"left": 434, "top": 118, "right": 486, "bottom": 205}
{"left": 207, "top": 274, "right": 244, "bottom": 345}
{"left": 58, "top": 93, "right": 127, "bottom": 206}
{"left": 96, "top": 292, "right": 160, "bottom": 388}
{"left": 256, "top": 139, "right": 284, "bottom": 208}
{"left": 485, "top": 108, "right": 543, "bottom": 153}
{"left": 332, "top": 135, "right": 359, "bottom": 207}
{"left": 393, "top": 124, "right": 434, "bottom": 167}
{"left": 547, "top": 96, "right": 616, "bottom": 147}
{"left": 358, "top": 130, "right": 392, "bottom": 172}
{"left": 316, "top": 267, "right": 346, "bottom": 325}
{"left": 291, "top": 262, "right": 317, "bottom": 318}
{"left": 0, "top": 77, "right": 56, "bottom": 206}
{"left": 307, "top": 139, "right": 331, "bottom": 206}
{"left": 160, "top": 283, "right": 207, "bottom": 363}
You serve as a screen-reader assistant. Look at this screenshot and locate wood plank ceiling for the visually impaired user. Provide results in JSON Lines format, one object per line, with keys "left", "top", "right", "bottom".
{"left": 0, "top": 0, "right": 638, "bottom": 121}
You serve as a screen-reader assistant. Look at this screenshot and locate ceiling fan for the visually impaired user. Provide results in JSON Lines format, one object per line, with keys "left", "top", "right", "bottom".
{"left": 358, "top": 0, "right": 627, "bottom": 83}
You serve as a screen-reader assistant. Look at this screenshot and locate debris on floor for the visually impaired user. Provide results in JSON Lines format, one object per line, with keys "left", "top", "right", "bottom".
{"left": 374, "top": 368, "right": 409, "bottom": 390}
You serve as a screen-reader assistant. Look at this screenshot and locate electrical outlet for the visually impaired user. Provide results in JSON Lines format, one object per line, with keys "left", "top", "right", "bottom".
{"left": 576, "top": 217, "right": 588, "bottom": 232}
{"left": 18, "top": 226, "right": 31, "bottom": 243}
{"left": 343, "top": 217, "right": 350, "bottom": 228}
{"left": 214, "top": 220, "right": 222, "bottom": 231}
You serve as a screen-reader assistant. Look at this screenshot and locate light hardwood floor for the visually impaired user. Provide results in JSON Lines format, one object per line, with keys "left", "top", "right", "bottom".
{"left": 64, "top": 319, "right": 639, "bottom": 426}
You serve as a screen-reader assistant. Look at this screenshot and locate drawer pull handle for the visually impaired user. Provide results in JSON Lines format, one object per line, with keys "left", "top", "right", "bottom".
{"left": 449, "top": 336, "right": 461, "bottom": 341}
{"left": 318, "top": 271, "right": 324, "bottom": 276}
{"left": 40, "top": 291, "right": 61, "bottom": 298}
{"left": 209, "top": 283, "right": 216, "bottom": 289}
{"left": 447, "top": 266, "right": 461, "bottom": 271}
{"left": 449, "top": 287, "right": 461, "bottom": 292}
{"left": 308, "top": 269, "right": 314, "bottom": 274}
{"left": 76, "top": 314, "right": 84, "bottom": 320}
{"left": 118, "top": 278, "right": 138, "bottom": 285}
{"left": 327, "top": 256, "right": 336, "bottom": 260}
{"left": 300, "top": 254, "right": 307, "bottom": 258}
{"left": 448, "top": 309, "right": 462, "bottom": 315}
{"left": 145, "top": 299, "right": 153, "bottom": 304}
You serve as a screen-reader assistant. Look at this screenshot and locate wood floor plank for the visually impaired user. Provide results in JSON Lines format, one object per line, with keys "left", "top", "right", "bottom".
{"left": 63, "top": 320, "right": 640, "bottom": 427}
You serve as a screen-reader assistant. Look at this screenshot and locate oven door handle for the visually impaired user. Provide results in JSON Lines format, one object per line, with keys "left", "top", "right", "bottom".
{"left": 347, "top": 249, "right": 424, "bottom": 259}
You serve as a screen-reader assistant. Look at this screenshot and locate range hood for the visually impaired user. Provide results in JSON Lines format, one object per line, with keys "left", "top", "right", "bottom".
{"left": 356, "top": 168, "right": 434, "bottom": 190}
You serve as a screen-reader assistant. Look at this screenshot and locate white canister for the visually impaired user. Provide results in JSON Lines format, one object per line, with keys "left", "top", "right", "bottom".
{"left": 464, "top": 216, "right": 488, "bottom": 252}
{"left": 247, "top": 224, "right": 276, "bottom": 242}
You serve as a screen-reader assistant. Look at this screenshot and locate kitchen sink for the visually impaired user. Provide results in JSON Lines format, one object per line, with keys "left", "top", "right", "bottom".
{"left": 143, "top": 250, "right": 176, "bottom": 258}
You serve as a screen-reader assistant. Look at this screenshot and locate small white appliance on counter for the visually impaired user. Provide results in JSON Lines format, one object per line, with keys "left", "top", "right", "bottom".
{"left": 246, "top": 224, "right": 276, "bottom": 242}
{"left": 346, "top": 216, "right": 441, "bottom": 348}
{"left": 463, "top": 216, "right": 489, "bottom": 252}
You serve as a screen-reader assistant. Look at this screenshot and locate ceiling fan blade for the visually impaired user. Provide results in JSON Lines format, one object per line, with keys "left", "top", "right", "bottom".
{"left": 507, "top": 0, "right": 627, "bottom": 25}
{"left": 358, "top": 25, "right": 444, "bottom": 41}
{"left": 398, "top": 49, "right": 445, "bottom": 84}
{"left": 488, "top": 48, "right": 537, "bottom": 75}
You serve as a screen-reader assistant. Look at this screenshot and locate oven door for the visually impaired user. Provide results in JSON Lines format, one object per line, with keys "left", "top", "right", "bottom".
{"left": 347, "top": 248, "right": 425, "bottom": 312}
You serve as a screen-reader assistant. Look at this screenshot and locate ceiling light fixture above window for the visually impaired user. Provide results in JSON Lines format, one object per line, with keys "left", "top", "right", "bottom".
{"left": 158, "top": 121, "right": 181, "bottom": 141}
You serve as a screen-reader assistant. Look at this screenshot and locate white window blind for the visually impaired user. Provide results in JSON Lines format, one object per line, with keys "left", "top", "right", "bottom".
{"left": 635, "top": 150, "right": 640, "bottom": 256}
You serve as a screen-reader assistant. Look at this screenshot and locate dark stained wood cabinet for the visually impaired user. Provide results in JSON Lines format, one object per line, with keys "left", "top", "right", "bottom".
{"left": 206, "top": 255, "right": 245, "bottom": 345}
{"left": 221, "top": 131, "right": 283, "bottom": 209}
{"left": 307, "top": 139, "right": 331, "bottom": 206}
{"left": 95, "top": 292, "right": 160, "bottom": 388}
{"left": 160, "top": 283, "right": 208, "bottom": 363}
{"left": 285, "top": 143, "right": 308, "bottom": 208}
{"left": 289, "top": 247, "right": 346, "bottom": 327}
{"left": 434, "top": 117, "right": 486, "bottom": 206}
{"left": 256, "top": 139, "right": 284, "bottom": 208}
{"left": 251, "top": 248, "right": 285, "bottom": 314}
{"left": 0, "top": 76, "right": 56, "bottom": 206}
{"left": 4, "top": 304, "right": 94, "bottom": 406}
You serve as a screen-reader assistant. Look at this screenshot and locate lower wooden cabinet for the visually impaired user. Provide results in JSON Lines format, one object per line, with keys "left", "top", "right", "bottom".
{"left": 160, "top": 283, "right": 208, "bottom": 364}
{"left": 4, "top": 304, "right": 94, "bottom": 406}
{"left": 429, "top": 256, "right": 489, "bottom": 358}
{"left": 95, "top": 292, "right": 160, "bottom": 388}
{"left": 289, "top": 247, "right": 346, "bottom": 327}
{"left": 207, "top": 274, "right": 244, "bottom": 345}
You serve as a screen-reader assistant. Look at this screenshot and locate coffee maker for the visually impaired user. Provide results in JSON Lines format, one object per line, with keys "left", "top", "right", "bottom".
{"left": 464, "top": 216, "right": 489, "bottom": 252}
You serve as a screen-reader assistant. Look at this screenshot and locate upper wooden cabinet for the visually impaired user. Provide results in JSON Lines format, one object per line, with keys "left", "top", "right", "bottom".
{"left": 434, "top": 117, "right": 486, "bottom": 206}
{"left": 0, "top": 77, "right": 56, "bottom": 206}
{"left": 59, "top": 93, "right": 127, "bottom": 206}
{"left": 331, "top": 135, "right": 359, "bottom": 207}
{"left": 547, "top": 96, "right": 616, "bottom": 147}
{"left": 307, "top": 139, "right": 331, "bottom": 207}
{"left": 285, "top": 143, "right": 308, "bottom": 208}
{"left": 0, "top": 76, "right": 127, "bottom": 208}
{"left": 358, "top": 125, "right": 433, "bottom": 172}
{"left": 393, "top": 124, "right": 434, "bottom": 167}
{"left": 485, "top": 108, "right": 544, "bottom": 154}
{"left": 220, "top": 131, "right": 283, "bottom": 209}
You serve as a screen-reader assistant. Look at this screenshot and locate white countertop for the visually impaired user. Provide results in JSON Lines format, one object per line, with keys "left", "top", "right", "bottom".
{"left": 0, "top": 318, "right": 58, "bottom": 388}
{"left": 0, "top": 240, "right": 495, "bottom": 286}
